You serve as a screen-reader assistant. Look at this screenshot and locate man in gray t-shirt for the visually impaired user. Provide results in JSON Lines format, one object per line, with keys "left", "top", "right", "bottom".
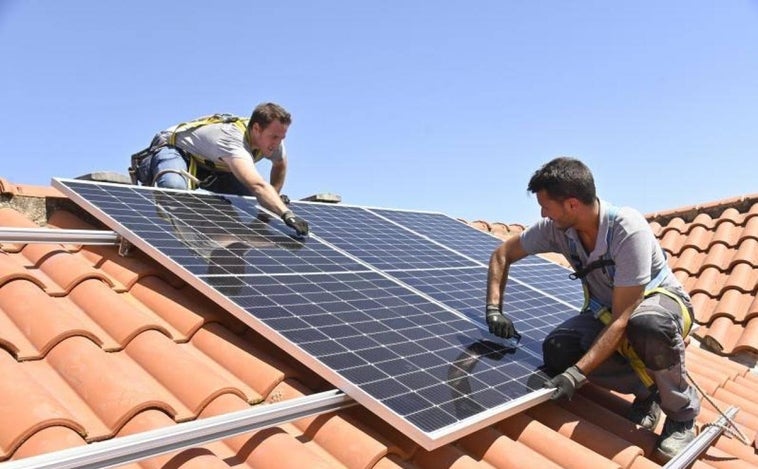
{"left": 135, "top": 102, "right": 308, "bottom": 237}
{"left": 485, "top": 157, "right": 699, "bottom": 460}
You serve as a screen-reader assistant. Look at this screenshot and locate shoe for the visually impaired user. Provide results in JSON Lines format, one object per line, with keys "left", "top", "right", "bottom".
{"left": 628, "top": 391, "right": 661, "bottom": 431}
{"left": 657, "top": 417, "right": 696, "bottom": 460}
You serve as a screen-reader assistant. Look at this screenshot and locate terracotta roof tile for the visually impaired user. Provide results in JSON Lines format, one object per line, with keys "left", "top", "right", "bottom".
{"left": 0, "top": 279, "right": 110, "bottom": 359}
{"left": 0, "top": 180, "right": 757, "bottom": 467}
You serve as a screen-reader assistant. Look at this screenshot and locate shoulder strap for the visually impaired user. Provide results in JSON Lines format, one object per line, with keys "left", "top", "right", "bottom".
{"left": 167, "top": 113, "right": 248, "bottom": 147}
{"left": 568, "top": 204, "right": 619, "bottom": 281}
{"left": 166, "top": 114, "right": 252, "bottom": 173}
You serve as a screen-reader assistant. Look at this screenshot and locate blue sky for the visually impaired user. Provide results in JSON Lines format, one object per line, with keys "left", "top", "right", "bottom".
{"left": 1, "top": 1, "right": 756, "bottom": 223}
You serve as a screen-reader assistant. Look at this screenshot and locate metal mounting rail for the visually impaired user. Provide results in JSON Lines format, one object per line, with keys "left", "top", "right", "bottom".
{"left": 0, "top": 228, "right": 119, "bottom": 245}
{"left": 663, "top": 406, "right": 740, "bottom": 469}
{"left": 0, "top": 389, "right": 355, "bottom": 469}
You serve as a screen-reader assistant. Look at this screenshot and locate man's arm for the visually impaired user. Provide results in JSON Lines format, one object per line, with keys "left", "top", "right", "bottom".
{"left": 574, "top": 284, "right": 645, "bottom": 374}
{"left": 485, "top": 236, "right": 528, "bottom": 338}
{"left": 487, "top": 235, "right": 528, "bottom": 305}
{"left": 270, "top": 158, "right": 287, "bottom": 193}
{"left": 226, "top": 157, "right": 288, "bottom": 215}
{"left": 544, "top": 284, "right": 645, "bottom": 400}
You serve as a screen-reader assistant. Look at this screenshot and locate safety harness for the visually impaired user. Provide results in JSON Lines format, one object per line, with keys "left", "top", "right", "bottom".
{"left": 567, "top": 204, "right": 693, "bottom": 388}
{"left": 129, "top": 114, "right": 263, "bottom": 189}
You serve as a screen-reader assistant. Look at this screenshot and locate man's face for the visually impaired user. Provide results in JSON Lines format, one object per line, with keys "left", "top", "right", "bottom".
{"left": 250, "top": 120, "right": 288, "bottom": 156}
{"left": 536, "top": 190, "right": 575, "bottom": 230}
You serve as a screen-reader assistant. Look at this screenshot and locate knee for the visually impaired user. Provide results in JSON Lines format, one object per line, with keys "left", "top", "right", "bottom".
{"left": 155, "top": 172, "right": 189, "bottom": 189}
{"left": 627, "top": 314, "right": 679, "bottom": 370}
{"left": 542, "top": 331, "right": 584, "bottom": 375}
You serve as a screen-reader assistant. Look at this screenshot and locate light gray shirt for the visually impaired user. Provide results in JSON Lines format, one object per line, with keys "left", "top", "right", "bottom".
{"left": 154, "top": 121, "right": 285, "bottom": 166}
{"left": 519, "top": 199, "right": 689, "bottom": 308}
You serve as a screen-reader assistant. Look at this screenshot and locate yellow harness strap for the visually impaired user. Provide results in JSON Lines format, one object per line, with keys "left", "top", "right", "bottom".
{"left": 166, "top": 114, "right": 253, "bottom": 189}
{"left": 595, "top": 287, "right": 692, "bottom": 388}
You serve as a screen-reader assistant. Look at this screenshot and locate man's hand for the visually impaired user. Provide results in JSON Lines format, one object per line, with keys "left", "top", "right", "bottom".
{"left": 486, "top": 304, "right": 516, "bottom": 338}
{"left": 280, "top": 193, "right": 291, "bottom": 205}
{"left": 543, "top": 365, "right": 587, "bottom": 400}
{"left": 281, "top": 210, "right": 309, "bottom": 236}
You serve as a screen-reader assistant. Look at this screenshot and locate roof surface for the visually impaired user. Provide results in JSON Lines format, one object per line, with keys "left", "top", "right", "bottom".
{"left": 0, "top": 177, "right": 756, "bottom": 468}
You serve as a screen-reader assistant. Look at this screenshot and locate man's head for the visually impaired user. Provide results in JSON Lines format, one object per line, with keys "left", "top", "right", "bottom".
{"left": 247, "top": 102, "right": 292, "bottom": 156}
{"left": 527, "top": 157, "right": 597, "bottom": 228}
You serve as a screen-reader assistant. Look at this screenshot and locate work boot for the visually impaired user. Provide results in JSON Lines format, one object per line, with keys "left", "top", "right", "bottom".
{"left": 657, "top": 417, "right": 696, "bottom": 459}
{"left": 628, "top": 391, "right": 661, "bottom": 431}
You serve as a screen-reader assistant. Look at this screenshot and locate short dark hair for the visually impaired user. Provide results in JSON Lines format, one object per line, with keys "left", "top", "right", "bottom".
{"left": 527, "top": 157, "right": 596, "bottom": 205}
{"left": 249, "top": 102, "right": 292, "bottom": 131}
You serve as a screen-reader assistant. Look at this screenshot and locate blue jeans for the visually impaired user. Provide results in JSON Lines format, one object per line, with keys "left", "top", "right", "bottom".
{"left": 137, "top": 146, "right": 189, "bottom": 189}
{"left": 138, "top": 146, "right": 255, "bottom": 196}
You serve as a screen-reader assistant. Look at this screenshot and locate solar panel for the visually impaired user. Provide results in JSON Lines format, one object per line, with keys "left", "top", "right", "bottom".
{"left": 54, "top": 179, "right": 557, "bottom": 450}
{"left": 367, "top": 207, "right": 502, "bottom": 264}
{"left": 289, "top": 202, "right": 479, "bottom": 271}
{"left": 388, "top": 267, "right": 578, "bottom": 358}
{"left": 60, "top": 183, "right": 368, "bottom": 276}
{"left": 510, "top": 260, "right": 585, "bottom": 309}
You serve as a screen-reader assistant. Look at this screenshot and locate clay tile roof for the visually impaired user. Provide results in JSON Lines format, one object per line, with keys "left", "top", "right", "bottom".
{"left": 0, "top": 179, "right": 756, "bottom": 468}
{"left": 647, "top": 194, "right": 758, "bottom": 356}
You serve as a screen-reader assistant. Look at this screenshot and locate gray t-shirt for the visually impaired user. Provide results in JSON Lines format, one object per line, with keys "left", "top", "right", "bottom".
{"left": 154, "top": 120, "right": 285, "bottom": 167}
{"left": 519, "top": 199, "right": 689, "bottom": 308}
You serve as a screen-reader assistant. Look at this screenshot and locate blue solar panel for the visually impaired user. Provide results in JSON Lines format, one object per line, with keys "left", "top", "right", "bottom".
{"left": 388, "top": 267, "right": 577, "bottom": 358}
{"left": 290, "top": 202, "right": 479, "bottom": 270}
{"left": 367, "top": 208, "right": 502, "bottom": 264}
{"left": 54, "top": 179, "right": 556, "bottom": 450}
{"left": 60, "top": 182, "right": 368, "bottom": 276}
{"left": 510, "top": 261, "right": 584, "bottom": 310}
{"left": 221, "top": 271, "right": 543, "bottom": 432}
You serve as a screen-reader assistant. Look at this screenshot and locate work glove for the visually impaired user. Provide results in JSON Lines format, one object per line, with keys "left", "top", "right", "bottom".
{"left": 543, "top": 365, "right": 587, "bottom": 401}
{"left": 486, "top": 304, "right": 517, "bottom": 339}
{"left": 280, "top": 193, "right": 291, "bottom": 205}
{"left": 281, "top": 210, "right": 309, "bottom": 237}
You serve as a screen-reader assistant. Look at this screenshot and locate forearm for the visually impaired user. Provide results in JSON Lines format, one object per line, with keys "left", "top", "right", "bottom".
{"left": 575, "top": 320, "right": 626, "bottom": 374}
{"left": 486, "top": 245, "right": 509, "bottom": 305}
{"left": 228, "top": 159, "right": 289, "bottom": 216}
{"left": 577, "top": 285, "right": 644, "bottom": 374}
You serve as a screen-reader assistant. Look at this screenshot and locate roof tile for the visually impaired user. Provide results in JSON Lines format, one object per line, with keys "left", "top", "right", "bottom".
{"left": 0, "top": 352, "right": 86, "bottom": 458}
{"left": 192, "top": 323, "right": 285, "bottom": 398}
{"left": 0, "top": 280, "right": 109, "bottom": 359}
{"left": 68, "top": 279, "right": 177, "bottom": 347}
{"left": 457, "top": 426, "right": 562, "bottom": 469}
{"left": 526, "top": 401, "right": 646, "bottom": 468}
{"left": 46, "top": 336, "right": 191, "bottom": 432}
{"left": 125, "top": 329, "right": 260, "bottom": 411}
{"left": 9, "top": 426, "right": 87, "bottom": 462}
{"left": 498, "top": 412, "right": 622, "bottom": 469}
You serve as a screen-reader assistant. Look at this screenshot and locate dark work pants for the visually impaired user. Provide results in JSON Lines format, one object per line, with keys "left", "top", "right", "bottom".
{"left": 542, "top": 293, "right": 700, "bottom": 422}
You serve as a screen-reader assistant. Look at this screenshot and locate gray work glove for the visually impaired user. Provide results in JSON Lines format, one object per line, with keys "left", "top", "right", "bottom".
{"left": 280, "top": 193, "right": 291, "bottom": 205}
{"left": 486, "top": 304, "right": 517, "bottom": 339}
{"left": 543, "top": 365, "right": 587, "bottom": 400}
{"left": 281, "top": 210, "right": 309, "bottom": 236}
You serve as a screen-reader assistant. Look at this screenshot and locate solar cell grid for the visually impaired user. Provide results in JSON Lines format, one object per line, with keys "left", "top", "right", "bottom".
{"left": 389, "top": 267, "right": 577, "bottom": 357}
{"left": 367, "top": 208, "right": 503, "bottom": 264}
{"left": 61, "top": 182, "right": 369, "bottom": 276}
{"left": 216, "top": 270, "right": 540, "bottom": 431}
{"left": 290, "top": 202, "right": 479, "bottom": 270}
{"left": 510, "top": 261, "right": 584, "bottom": 309}
{"left": 54, "top": 179, "right": 564, "bottom": 450}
